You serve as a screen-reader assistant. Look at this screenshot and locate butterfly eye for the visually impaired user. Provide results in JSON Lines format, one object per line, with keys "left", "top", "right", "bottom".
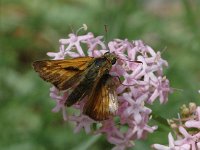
{"left": 111, "top": 57, "right": 116, "bottom": 65}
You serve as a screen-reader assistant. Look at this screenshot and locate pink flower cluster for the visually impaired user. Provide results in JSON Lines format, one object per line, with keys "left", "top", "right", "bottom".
{"left": 46, "top": 27, "right": 170, "bottom": 150}
{"left": 152, "top": 106, "right": 200, "bottom": 150}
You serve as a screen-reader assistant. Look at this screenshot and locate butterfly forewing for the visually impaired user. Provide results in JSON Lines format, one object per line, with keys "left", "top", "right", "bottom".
{"left": 83, "top": 74, "right": 118, "bottom": 121}
{"left": 32, "top": 57, "right": 94, "bottom": 90}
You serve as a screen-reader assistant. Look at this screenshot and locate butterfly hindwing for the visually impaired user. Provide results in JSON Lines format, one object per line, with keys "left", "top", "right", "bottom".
{"left": 83, "top": 74, "right": 118, "bottom": 121}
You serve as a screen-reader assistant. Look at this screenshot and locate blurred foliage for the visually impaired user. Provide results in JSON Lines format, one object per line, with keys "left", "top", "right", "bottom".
{"left": 0, "top": 0, "right": 200, "bottom": 150}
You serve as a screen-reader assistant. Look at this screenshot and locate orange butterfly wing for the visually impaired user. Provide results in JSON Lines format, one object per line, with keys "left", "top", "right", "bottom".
{"left": 83, "top": 75, "right": 118, "bottom": 121}
{"left": 32, "top": 57, "right": 94, "bottom": 90}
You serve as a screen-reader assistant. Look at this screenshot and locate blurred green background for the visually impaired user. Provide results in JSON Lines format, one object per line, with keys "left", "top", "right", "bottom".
{"left": 0, "top": 0, "right": 200, "bottom": 150}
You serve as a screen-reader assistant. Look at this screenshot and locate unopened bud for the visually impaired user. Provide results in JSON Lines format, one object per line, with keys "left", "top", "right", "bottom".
{"left": 180, "top": 104, "right": 189, "bottom": 116}
{"left": 189, "top": 102, "right": 196, "bottom": 113}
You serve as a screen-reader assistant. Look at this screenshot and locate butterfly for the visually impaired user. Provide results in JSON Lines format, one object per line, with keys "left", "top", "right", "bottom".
{"left": 32, "top": 52, "right": 119, "bottom": 121}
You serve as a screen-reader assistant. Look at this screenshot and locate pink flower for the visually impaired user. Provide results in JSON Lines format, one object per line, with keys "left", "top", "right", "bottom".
{"left": 175, "top": 127, "right": 200, "bottom": 150}
{"left": 68, "top": 114, "right": 95, "bottom": 134}
{"left": 185, "top": 107, "right": 200, "bottom": 129}
{"left": 153, "top": 105, "right": 200, "bottom": 150}
{"left": 152, "top": 133, "right": 191, "bottom": 150}
{"left": 46, "top": 25, "right": 170, "bottom": 149}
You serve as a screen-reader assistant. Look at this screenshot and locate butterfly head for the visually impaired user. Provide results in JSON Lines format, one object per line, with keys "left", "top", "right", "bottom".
{"left": 104, "top": 52, "right": 117, "bottom": 65}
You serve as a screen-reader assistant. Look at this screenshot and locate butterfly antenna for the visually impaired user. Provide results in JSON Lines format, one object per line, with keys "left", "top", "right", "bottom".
{"left": 115, "top": 52, "right": 143, "bottom": 64}
{"left": 118, "top": 58, "right": 143, "bottom": 64}
{"left": 104, "top": 24, "right": 109, "bottom": 50}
